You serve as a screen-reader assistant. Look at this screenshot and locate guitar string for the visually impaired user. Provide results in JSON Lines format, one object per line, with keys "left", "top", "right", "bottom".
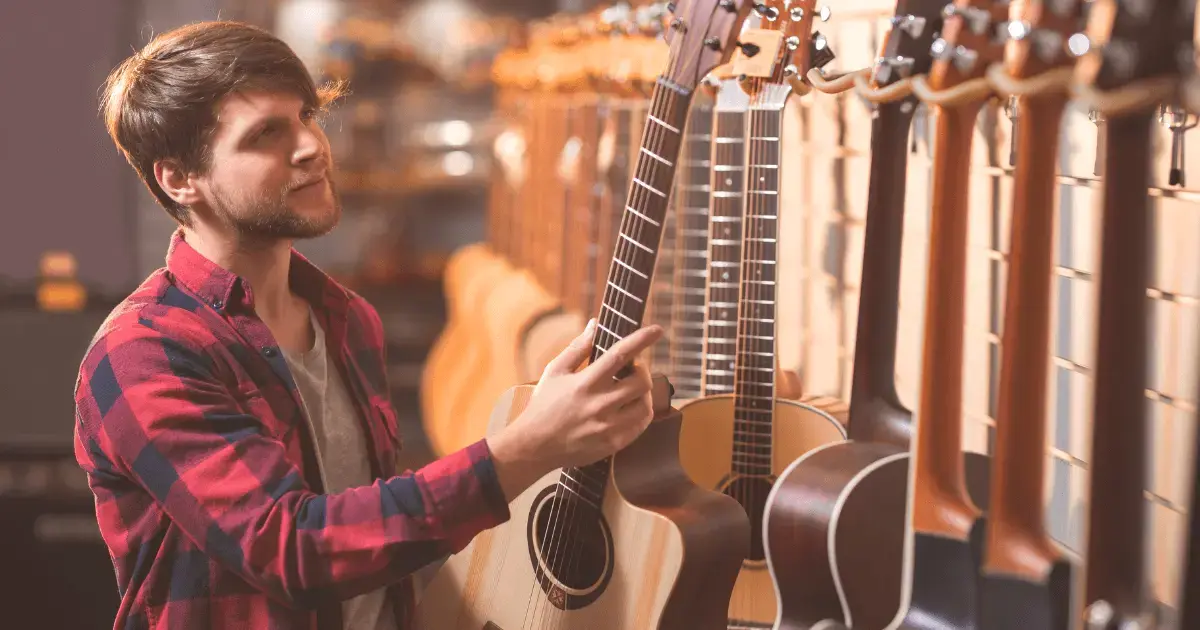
{"left": 545, "top": 87, "right": 675, "bottom": 629}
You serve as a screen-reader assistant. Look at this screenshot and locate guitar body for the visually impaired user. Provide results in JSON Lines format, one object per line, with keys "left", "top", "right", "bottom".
{"left": 520, "top": 310, "right": 588, "bottom": 381}
{"left": 764, "top": 445, "right": 991, "bottom": 630}
{"left": 978, "top": 559, "right": 1075, "bottom": 630}
{"left": 446, "top": 270, "right": 559, "bottom": 451}
{"left": 423, "top": 252, "right": 512, "bottom": 454}
{"left": 417, "top": 385, "right": 751, "bottom": 630}
{"left": 678, "top": 395, "right": 847, "bottom": 628}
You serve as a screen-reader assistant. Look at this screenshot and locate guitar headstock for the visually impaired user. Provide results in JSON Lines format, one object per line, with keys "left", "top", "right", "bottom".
{"left": 874, "top": 0, "right": 955, "bottom": 86}
{"left": 1000, "top": 0, "right": 1089, "bottom": 79}
{"left": 734, "top": 0, "right": 834, "bottom": 98}
{"left": 661, "top": 0, "right": 757, "bottom": 90}
{"left": 927, "top": 0, "right": 1011, "bottom": 90}
{"left": 1071, "top": 0, "right": 1196, "bottom": 90}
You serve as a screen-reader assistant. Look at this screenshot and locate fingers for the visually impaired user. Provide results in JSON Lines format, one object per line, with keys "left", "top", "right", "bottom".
{"left": 582, "top": 324, "right": 664, "bottom": 385}
{"left": 542, "top": 318, "right": 596, "bottom": 378}
{"left": 591, "top": 360, "right": 654, "bottom": 412}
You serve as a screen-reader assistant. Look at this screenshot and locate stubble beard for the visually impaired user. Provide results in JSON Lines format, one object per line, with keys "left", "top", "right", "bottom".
{"left": 210, "top": 177, "right": 342, "bottom": 246}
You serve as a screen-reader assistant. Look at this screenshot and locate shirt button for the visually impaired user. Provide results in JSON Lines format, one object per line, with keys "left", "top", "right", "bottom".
{"left": 262, "top": 347, "right": 277, "bottom": 358}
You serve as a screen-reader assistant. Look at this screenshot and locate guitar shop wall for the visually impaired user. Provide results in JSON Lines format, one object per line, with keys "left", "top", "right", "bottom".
{"left": 780, "top": 0, "right": 1197, "bottom": 615}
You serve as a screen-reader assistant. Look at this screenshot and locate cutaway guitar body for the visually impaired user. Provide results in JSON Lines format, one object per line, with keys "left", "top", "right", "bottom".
{"left": 678, "top": 395, "right": 847, "bottom": 628}
{"left": 417, "top": 385, "right": 750, "bottom": 630}
{"left": 424, "top": 253, "right": 514, "bottom": 454}
{"left": 447, "top": 270, "right": 560, "bottom": 451}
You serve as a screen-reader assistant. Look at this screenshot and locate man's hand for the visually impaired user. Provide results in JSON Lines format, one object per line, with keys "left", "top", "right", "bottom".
{"left": 487, "top": 319, "right": 664, "bottom": 503}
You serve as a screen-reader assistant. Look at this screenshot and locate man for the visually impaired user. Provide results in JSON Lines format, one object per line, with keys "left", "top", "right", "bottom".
{"left": 74, "top": 20, "right": 663, "bottom": 630}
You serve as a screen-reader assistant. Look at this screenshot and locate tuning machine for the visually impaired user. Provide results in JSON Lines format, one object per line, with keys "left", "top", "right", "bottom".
{"left": 890, "top": 14, "right": 927, "bottom": 38}
{"left": 1001, "top": 21, "right": 1065, "bottom": 61}
{"left": 943, "top": 4, "right": 993, "bottom": 36}
{"left": 753, "top": 2, "right": 780, "bottom": 19}
{"left": 1158, "top": 101, "right": 1197, "bottom": 187}
{"left": 810, "top": 32, "right": 836, "bottom": 68}
{"left": 931, "top": 37, "right": 979, "bottom": 72}
{"left": 874, "top": 55, "right": 916, "bottom": 83}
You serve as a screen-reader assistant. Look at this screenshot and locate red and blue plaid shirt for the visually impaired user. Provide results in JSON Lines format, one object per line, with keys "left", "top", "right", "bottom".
{"left": 73, "top": 230, "right": 510, "bottom": 630}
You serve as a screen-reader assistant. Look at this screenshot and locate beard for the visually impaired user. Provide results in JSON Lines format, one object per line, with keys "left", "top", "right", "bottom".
{"left": 209, "top": 174, "right": 341, "bottom": 244}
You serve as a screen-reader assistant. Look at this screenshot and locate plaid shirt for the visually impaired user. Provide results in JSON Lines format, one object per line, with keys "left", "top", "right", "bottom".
{"left": 73, "top": 230, "right": 510, "bottom": 630}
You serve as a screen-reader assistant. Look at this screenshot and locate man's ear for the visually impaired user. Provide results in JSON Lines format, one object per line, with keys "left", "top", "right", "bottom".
{"left": 154, "top": 159, "right": 202, "bottom": 206}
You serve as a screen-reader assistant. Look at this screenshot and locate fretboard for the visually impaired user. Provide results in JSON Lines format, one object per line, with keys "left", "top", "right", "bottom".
{"left": 704, "top": 79, "right": 749, "bottom": 398}
{"left": 568, "top": 77, "right": 694, "bottom": 508}
{"left": 732, "top": 103, "right": 783, "bottom": 478}
{"left": 668, "top": 91, "right": 716, "bottom": 400}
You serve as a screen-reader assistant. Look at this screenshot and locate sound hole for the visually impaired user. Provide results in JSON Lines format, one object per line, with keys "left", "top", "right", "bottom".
{"left": 721, "top": 476, "right": 775, "bottom": 562}
{"left": 525, "top": 485, "right": 614, "bottom": 610}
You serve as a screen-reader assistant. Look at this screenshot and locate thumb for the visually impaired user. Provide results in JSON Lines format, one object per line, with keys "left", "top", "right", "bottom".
{"left": 542, "top": 318, "right": 596, "bottom": 378}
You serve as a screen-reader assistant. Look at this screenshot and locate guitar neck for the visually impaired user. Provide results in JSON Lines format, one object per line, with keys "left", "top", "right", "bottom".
{"left": 983, "top": 93, "right": 1069, "bottom": 576}
{"left": 911, "top": 101, "right": 984, "bottom": 536}
{"left": 704, "top": 79, "right": 749, "bottom": 398}
{"left": 846, "top": 99, "right": 917, "bottom": 446}
{"left": 731, "top": 102, "right": 784, "bottom": 477}
{"left": 669, "top": 90, "right": 716, "bottom": 400}
{"left": 570, "top": 78, "right": 693, "bottom": 504}
{"left": 1083, "top": 110, "right": 1153, "bottom": 620}
{"left": 568, "top": 97, "right": 602, "bottom": 315}
{"left": 593, "top": 102, "right": 636, "bottom": 312}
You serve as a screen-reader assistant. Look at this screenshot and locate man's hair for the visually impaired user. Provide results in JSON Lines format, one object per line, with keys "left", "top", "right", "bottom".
{"left": 100, "top": 21, "right": 346, "bottom": 225}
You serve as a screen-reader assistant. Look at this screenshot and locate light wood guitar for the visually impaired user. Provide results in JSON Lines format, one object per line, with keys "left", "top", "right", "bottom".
{"left": 975, "top": 1, "right": 1085, "bottom": 628}
{"left": 1074, "top": 0, "right": 1191, "bottom": 627}
{"left": 416, "top": 2, "right": 756, "bottom": 627}
{"left": 421, "top": 52, "right": 526, "bottom": 455}
{"left": 678, "top": 5, "right": 847, "bottom": 628}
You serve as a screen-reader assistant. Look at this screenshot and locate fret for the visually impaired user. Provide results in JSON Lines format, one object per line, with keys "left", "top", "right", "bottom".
{"left": 710, "top": 238, "right": 739, "bottom": 246}
{"left": 711, "top": 216, "right": 741, "bottom": 223}
{"left": 607, "top": 281, "right": 644, "bottom": 303}
{"left": 708, "top": 301, "right": 737, "bottom": 308}
{"left": 682, "top": 159, "right": 711, "bottom": 167}
{"left": 681, "top": 228, "right": 709, "bottom": 237}
{"left": 712, "top": 191, "right": 741, "bottom": 198}
{"left": 748, "top": 136, "right": 780, "bottom": 141}
{"left": 603, "top": 303, "right": 638, "bottom": 326}
{"left": 633, "top": 177, "right": 667, "bottom": 198}
{"left": 740, "top": 317, "right": 775, "bottom": 324}
{"left": 747, "top": 189, "right": 778, "bottom": 195}
{"left": 612, "top": 257, "right": 648, "bottom": 280}
{"left": 626, "top": 205, "right": 662, "bottom": 227}
{"left": 597, "top": 322, "right": 623, "bottom": 341}
{"left": 743, "top": 279, "right": 776, "bottom": 285}
{"left": 706, "top": 383, "right": 734, "bottom": 392}
{"left": 641, "top": 146, "right": 673, "bottom": 166}
{"left": 737, "top": 350, "right": 774, "bottom": 357}
{"left": 749, "top": 164, "right": 778, "bottom": 169}
{"left": 746, "top": 237, "right": 776, "bottom": 242}
{"left": 647, "top": 114, "right": 680, "bottom": 135}
{"left": 707, "top": 320, "right": 737, "bottom": 326}
{"left": 714, "top": 137, "right": 744, "bottom": 144}
{"left": 738, "top": 366, "right": 775, "bottom": 373}
{"left": 710, "top": 261, "right": 740, "bottom": 268}
{"left": 619, "top": 232, "right": 654, "bottom": 254}
{"left": 714, "top": 165, "right": 744, "bottom": 171}
{"left": 706, "top": 369, "right": 735, "bottom": 376}
{"left": 744, "top": 298, "right": 774, "bottom": 305}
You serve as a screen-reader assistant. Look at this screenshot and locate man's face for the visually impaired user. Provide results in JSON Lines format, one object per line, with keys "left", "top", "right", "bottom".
{"left": 195, "top": 89, "right": 340, "bottom": 242}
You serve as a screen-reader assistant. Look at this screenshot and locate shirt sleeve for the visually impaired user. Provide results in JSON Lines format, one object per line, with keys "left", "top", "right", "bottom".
{"left": 75, "top": 319, "right": 510, "bottom": 607}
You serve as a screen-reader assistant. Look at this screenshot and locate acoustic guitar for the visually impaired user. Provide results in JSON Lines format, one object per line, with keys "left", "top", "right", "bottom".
{"left": 975, "top": 1, "right": 1086, "bottom": 628}
{"left": 421, "top": 51, "right": 526, "bottom": 455}
{"left": 669, "top": 79, "right": 719, "bottom": 400}
{"left": 416, "top": 2, "right": 756, "bottom": 628}
{"left": 1073, "top": 0, "right": 1193, "bottom": 626}
{"left": 677, "top": 4, "right": 848, "bottom": 628}
{"left": 445, "top": 36, "right": 575, "bottom": 453}
{"left": 759, "top": 1, "right": 952, "bottom": 626}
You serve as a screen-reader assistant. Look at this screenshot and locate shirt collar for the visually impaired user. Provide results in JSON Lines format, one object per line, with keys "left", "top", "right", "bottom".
{"left": 164, "top": 228, "right": 350, "bottom": 319}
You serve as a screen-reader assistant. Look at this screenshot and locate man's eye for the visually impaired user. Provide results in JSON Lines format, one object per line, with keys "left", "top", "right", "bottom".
{"left": 300, "top": 108, "right": 317, "bottom": 123}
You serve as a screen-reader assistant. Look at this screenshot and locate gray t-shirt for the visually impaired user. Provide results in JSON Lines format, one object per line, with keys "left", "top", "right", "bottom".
{"left": 283, "top": 309, "right": 398, "bottom": 630}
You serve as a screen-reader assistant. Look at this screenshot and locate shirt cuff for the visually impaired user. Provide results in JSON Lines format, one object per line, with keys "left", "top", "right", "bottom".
{"left": 419, "top": 438, "right": 511, "bottom": 553}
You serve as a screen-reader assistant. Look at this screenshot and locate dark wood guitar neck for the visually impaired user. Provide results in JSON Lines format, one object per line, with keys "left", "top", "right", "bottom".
{"left": 732, "top": 103, "right": 784, "bottom": 478}
{"left": 565, "top": 78, "right": 693, "bottom": 508}
{"left": 1081, "top": 110, "right": 1153, "bottom": 629}
{"left": 668, "top": 89, "right": 716, "bottom": 399}
{"left": 845, "top": 99, "right": 916, "bottom": 447}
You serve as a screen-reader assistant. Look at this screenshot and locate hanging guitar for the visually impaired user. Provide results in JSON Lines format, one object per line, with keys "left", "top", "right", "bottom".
{"left": 759, "top": 0, "right": 966, "bottom": 627}
{"left": 1072, "top": 0, "right": 1194, "bottom": 626}
{"left": 416, "top": 1, "right": 756, "bottom": 628}
{"left": 975, "top": 0, "right": 1087, "bottom": 627}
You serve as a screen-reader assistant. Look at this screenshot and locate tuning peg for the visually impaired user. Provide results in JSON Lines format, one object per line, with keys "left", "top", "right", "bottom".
{"left": 704, "top": 36, "right": 723, "bottom": 51}
{"left": 753, "top": 2, "right": 780, "bottom": 19}
{"left": 1066, "top": 32, "right": 1091, "bottom": 57}
{"left": 786, "top": 35, "right": 801, "bottom": 50}
{"left": 817, "top": 5, "right": 832, "bottom": 21}
{"left": 670, "top": 17, "right": 687, "bottom": 32}
{"left": 943, "top": 4, "right": 993, "bottom": 35}
{"left": 809, "top": 32, "right": 837, "bottom": 69}
{"left": 737, "top": 41, "right": 762, "bottom": 56}
{"left": 890, "top": 14, "right": 927, "bottom": 38}
{"left": 931, "top": 37, "right": 978, "bottom": 71}
{"left": 719, "top": 0, "right": 737, "bottom": 11}
{"left": 1102, "top": 40, "right": 1139, "bottom": 79}
{"left": 667, "top": 2, "right": 676, "bottom": 12}
{"left": 875, "top": 55, "right": 916, "bottom": 83}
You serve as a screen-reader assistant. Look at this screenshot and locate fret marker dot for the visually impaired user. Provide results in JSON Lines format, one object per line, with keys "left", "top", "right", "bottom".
{"left": 725, "top": 178, "right": 733, "bottom": 186}
{"left": 759, "top": 176, "right": 765, "bottom": 182}
{"left": 723, "top": 272, "right": 729, "bottom": 280}
{"left": 724, "top": 228, "right": 731, "bottom": 235}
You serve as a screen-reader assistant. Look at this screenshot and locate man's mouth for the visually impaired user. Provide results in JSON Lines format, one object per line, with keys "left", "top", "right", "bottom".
{"left": 291, "top": 174, "right": 326, "bottom": 192}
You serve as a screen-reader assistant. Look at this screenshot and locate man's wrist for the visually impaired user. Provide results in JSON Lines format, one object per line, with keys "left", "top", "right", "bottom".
{"left": 486, "top": 428, "right": 551, "bottom": 504}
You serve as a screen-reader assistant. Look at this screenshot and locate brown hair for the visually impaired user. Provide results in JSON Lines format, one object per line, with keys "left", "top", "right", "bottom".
{"left": 100, "top": 21, "right": 347, "bottom": 225}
